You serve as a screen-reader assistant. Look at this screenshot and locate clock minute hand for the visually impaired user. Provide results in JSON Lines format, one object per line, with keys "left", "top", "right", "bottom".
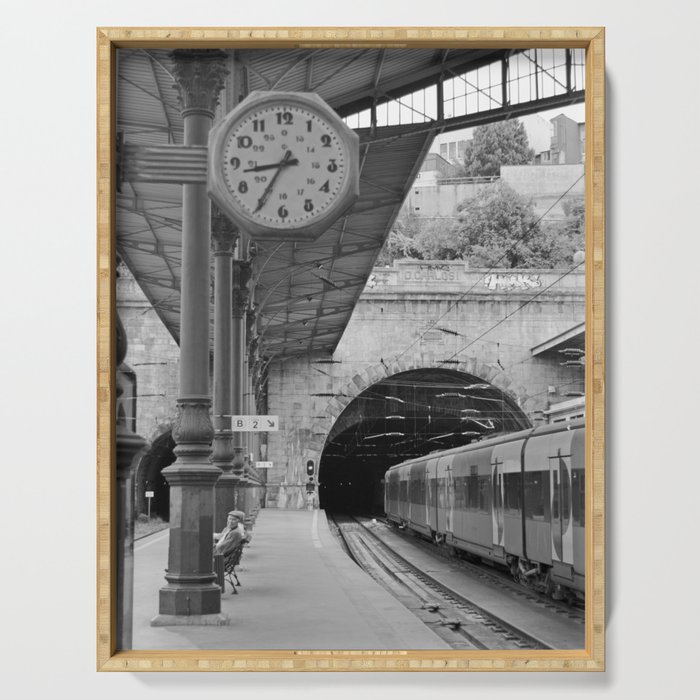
{"left": 253, "top": 150, "right": 294, "bottom": 213}
{"left": 243, "top": 158, "right": 299, "bottom": 173}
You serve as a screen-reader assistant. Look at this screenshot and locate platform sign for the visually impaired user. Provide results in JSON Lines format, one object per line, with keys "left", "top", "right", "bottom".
{"left": 145, "top": 491, "right": 155, "bottom": 520}
{"left": 228, "top": 415, "right": 279, "bottom": 431}
{"left": 256, "top": 461, "right": 273, "bottom": 469}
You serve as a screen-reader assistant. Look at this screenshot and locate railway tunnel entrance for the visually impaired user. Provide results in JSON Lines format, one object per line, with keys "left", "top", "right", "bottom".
{"left": 318, "top": 368, "right": 531, "bottom": 514}
{"left": 134, "top": 429, "right": 174, "bottom": 521}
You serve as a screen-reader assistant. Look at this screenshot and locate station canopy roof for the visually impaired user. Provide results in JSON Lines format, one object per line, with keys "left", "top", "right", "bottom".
{"left": 116, "top": 47, "right": 585, "bottom": 360}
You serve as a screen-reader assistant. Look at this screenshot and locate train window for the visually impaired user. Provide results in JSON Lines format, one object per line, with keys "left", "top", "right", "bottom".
{"left": 410, "top": 477, "right": 419, "bottom": 504}
{"left": 468, "top": 472, "right": 478, "bottom": 509}
{"left": 504, "top": 473, "right": 521, "bottom": 511}
{"left": 478, "top": 475, "right": 490, "bottom": 512}
{"left": 454, "top": 476, "right": 466, "bottom": 508}
{"left": 524, "top": 472, "right": 545, "bottom": 520}
{"left": 552, "top": 470, "right": 559, "bottom": 520}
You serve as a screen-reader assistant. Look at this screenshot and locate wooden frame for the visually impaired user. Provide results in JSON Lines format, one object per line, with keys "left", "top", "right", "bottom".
{"left": 97, "top": 26, "right": 605, "bottom": 671}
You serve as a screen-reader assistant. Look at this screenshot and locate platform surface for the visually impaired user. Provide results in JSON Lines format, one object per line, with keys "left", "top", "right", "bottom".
{"left": 131, "top": 509, "right": 450, "bottom": 650}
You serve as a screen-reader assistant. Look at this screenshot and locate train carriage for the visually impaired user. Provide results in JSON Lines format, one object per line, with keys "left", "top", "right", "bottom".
{"left": 385, "top": 419, "right": 585, "bottom": 600}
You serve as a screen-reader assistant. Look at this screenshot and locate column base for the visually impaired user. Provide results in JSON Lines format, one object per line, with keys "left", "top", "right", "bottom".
{"left": 151, "top": 613, "right": 230, "bottom": 627}
{"left": 157, "top": 583, "right": 222, "bottom": 617}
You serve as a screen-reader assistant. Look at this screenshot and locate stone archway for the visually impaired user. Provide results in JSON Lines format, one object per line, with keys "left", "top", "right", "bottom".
{"left": 315, "top": 363, "right": 531, "bottom": 513}
{"left": 134, "top": 428, "right": 175, "bottom": 520}
{"left": 315, "top": 357, "right": 531, "bottom": 443}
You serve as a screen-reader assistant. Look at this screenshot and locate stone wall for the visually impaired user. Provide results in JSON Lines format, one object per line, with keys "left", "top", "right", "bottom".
{"left": 117, "top": 260, "right": 584, "bottom": 510}
{"left": 264, "top": 260, "right": 585, "bottom": 508}
{"left": 401, "top": 163, "right": 584, "bottom": 220}
{"left": 117, "top": 265, "right": 181, "bottom": 444}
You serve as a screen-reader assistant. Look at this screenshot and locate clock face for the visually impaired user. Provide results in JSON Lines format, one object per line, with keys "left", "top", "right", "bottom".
{"left": 221, "top": 103, "right": 349, "bottom": 230}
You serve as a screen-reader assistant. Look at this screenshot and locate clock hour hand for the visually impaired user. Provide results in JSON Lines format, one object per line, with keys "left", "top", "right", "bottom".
{"left": 244, "top": 158, "right": 299, "bottom": 173}
{"left": 253, "top": 150, "right": 294, "bottom": 214}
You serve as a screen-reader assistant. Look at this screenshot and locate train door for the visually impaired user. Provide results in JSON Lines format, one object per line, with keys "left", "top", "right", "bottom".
{"left": 398, "top": 467, "right": 409, "bottom": 523}
{"left": 493, "top": 438, "right": 525, "bottom": 560}
{"left": 491, "top": 456, "right": 504, "bottom": 552}
{"left": 570, "top": 425, "right": 586, "bottom": 592}
{"left": 425, "top": 459, "right": 433, "bottom": 530}
{"left": 435, "top": 456, "right": 451, "bottom": 535}
{"left": 443, "top": 455, "right": 454, "bottom": 537}
{"left": 550, "top": 449, "right": 574, "bottom": 573}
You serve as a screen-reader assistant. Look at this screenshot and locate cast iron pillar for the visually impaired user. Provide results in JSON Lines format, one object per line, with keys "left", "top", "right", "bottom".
{"left": 154, "top": 49, "right": 228, "bottom": 624}
{"left": 115, "top": 314, "right": 147, "bottom": 648}
{"left": 231, "top": 258, "right": 251, "bottom": 493}
{"left": 212, "top": 207, "right": 239, "bottom": 530}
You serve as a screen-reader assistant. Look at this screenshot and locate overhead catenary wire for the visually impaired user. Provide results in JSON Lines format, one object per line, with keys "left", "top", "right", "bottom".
{"left": 441, "top": 260, "right": 585, "bottom": 363}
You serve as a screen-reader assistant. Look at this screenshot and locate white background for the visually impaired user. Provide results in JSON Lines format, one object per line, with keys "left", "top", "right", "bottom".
{"left": 1, "top": 1, "right": 698, "bottom": 697}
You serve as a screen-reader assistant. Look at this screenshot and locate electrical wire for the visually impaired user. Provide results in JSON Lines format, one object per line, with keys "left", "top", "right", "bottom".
{"left": 392, "top": 172, "right": 584, "bottom": 363}
{"left": 441, "top": 260, "right": 584, "bottom": 363}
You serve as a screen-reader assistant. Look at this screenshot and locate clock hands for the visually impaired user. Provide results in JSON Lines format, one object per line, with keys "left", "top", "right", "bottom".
{"left": 253, "top": 150, "right": 295, "bottom": 214}
{"left": 243, "top": 157, "right": 299, "bottom": 173}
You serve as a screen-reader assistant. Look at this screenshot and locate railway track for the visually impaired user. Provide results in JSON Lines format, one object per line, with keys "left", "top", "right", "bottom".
{"left": 385, "top": 519, "right": 586, "bottom": 625}
{"left": 328, "top": 513, "right": 556, "bottom": 650}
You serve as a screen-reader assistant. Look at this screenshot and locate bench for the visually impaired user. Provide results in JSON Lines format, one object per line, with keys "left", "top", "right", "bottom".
{"left": 214, "top": 541, "right": 245, "bottom": 594}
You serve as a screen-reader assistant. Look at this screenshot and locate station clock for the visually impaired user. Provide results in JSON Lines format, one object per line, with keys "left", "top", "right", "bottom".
{"left": 208, "top": 91, "right": 360, "bottom": 241}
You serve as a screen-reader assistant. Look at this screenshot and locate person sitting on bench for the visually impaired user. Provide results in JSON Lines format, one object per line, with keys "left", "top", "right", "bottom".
{"left": 213, "top": 510, "right": 246, "bottom": 556}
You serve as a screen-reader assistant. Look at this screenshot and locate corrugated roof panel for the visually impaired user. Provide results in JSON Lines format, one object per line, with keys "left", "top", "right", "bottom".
{"left": 114, "top": 48, "right": 510, "bottom": 358}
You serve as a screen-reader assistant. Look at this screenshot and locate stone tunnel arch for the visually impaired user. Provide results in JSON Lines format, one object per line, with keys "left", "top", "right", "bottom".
{"left": 316, "top": 362, "right": 531, "bottom": 514}
{"left": 134, "top": 428, "right": 175, "bottom": 521}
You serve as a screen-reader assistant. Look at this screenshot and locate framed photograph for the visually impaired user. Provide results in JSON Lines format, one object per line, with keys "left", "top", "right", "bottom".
{"left": 97, "top": 27, "right": 605, "bottom": 672}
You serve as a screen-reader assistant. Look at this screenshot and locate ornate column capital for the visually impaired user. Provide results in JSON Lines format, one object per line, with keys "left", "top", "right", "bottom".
{"left": 171, "top": 395, "right": 214, "bottom": 462}
{"left": 170, "top": 49, "right": 229, "bottom": 117}
{"left": 211, "top": 205, "right": 239, "bottom": 255}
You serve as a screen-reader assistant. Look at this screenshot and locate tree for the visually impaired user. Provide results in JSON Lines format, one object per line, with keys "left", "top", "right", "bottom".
{"left": 455, "top": 181, "right": 541, "bottom": 267}
{"left": 377, "top": 215, "right": 460, "bottom": 264}
{"left": 461, "top": 119, "right": 534, "bottom": 177}
{"left": 375, "top": 217, "right": 426, "bottom": 265}
{"left": 411, "top": 219, "right": 462, "bottom": 260}
{"left": 561, "top": 198, "right": 585, "bottom": 239}
{"left": 455, "top": 184, "right": 584, "bottom": 268}
{"left": 377, "top": 189, "right": 584, "bottom": 269}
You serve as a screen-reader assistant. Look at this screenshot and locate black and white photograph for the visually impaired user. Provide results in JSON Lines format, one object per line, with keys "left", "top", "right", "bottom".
{"left": 8, "top": 0, "right": 700, "bottom": 695}
{"left": 111, "top": 40, "right": 597, "bottom": 659}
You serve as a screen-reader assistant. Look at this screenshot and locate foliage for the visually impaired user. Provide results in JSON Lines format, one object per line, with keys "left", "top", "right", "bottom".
{"left": 561, "top": 198, "right": 585, "bottom": 238}
{"left": 375, "top": 222, "right": 425, "bottom": 265}
{"left": 455, "top": 185, "right": 584, "bottom": 268}
{"left": 454, "top": 181, "right": 541, "bottom": 267}
{"left": 376, "top": 216, "right": 461, "bottom": 264}
{"left": 378, "top": 186, "right": 584, "bottom": 269}
{"left": 461, "top": 119, "right": 535, "bottom": 177}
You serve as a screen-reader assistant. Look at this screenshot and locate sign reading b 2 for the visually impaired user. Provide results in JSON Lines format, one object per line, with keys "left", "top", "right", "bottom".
{"left": 228, "top": 415, "right": 279, "bottom": 432}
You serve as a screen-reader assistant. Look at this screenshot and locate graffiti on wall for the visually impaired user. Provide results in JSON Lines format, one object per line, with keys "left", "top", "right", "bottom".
{"left": 484, "top": 273, "right": 542, "bottom": 291}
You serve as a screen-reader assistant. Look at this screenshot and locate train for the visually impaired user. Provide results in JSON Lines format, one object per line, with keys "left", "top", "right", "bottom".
{"left": 384, "top": 419, "right": 585, "bottom": 602}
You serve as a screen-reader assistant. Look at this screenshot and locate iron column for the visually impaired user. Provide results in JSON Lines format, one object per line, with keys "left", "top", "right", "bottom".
{"left": 154, "top": 50, "right": 228, "bottom": 624}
